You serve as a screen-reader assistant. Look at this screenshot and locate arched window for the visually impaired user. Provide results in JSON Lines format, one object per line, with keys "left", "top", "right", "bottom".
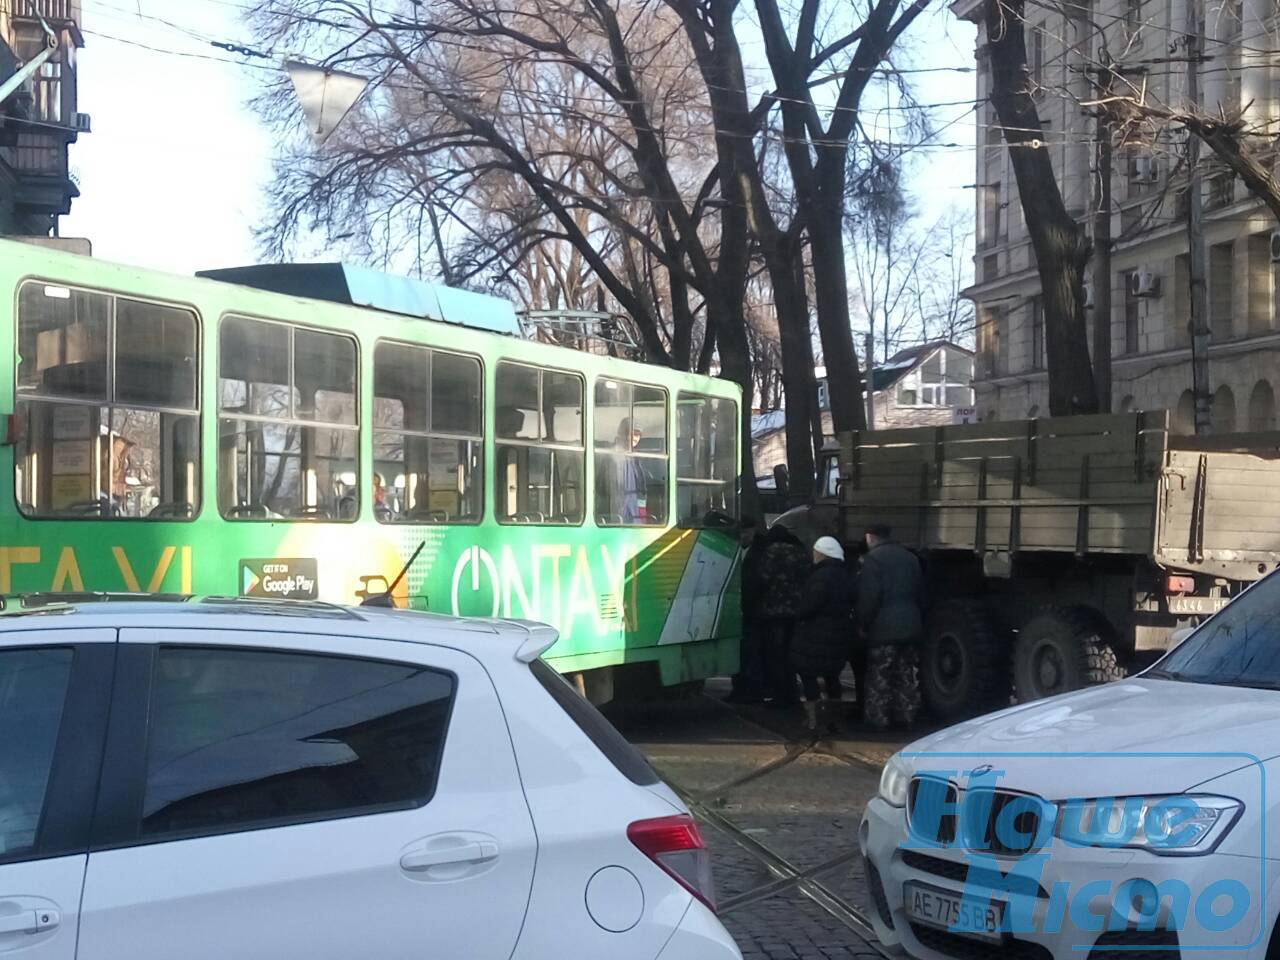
{"left": 1118, "top": 395, "right": 1136, "bottom": 413}
{"left": 1212, "top": 385, "right": 1236, "bottom": 435}
{"left": 1173, "top": 390, "right": 1196, "bottom": 435}
{"left": 1248, "top": 380, "right": 1276, "bottom": 432}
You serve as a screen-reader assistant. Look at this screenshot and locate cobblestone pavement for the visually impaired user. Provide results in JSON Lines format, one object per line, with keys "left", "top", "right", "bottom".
{"left": 607, "top": 686, "right": 924, "bottom": 960}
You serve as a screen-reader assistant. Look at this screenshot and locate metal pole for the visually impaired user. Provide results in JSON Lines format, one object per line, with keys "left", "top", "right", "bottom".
{"left": 864, "top": 331, "right": 876, "bottom": 430}
{"left": 1186, "top": 0, "right": 1212, "bottom": 435}
{"left": 1091, "top": 65, "right": 1114, "bottom": 413}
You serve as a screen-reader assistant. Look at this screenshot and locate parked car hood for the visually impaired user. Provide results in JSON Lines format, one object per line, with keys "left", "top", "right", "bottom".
{"left": 900, "top": 678, "right": 1279, "bottom": 799}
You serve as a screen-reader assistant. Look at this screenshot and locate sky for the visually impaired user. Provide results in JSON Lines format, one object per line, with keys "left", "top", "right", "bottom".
{"left": 62, "top": 0, "right": 980, "bottom": 277}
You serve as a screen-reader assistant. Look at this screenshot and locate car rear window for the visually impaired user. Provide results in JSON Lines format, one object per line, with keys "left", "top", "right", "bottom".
{"left": 529, "top": 660, "right": 659, "bottom": 786}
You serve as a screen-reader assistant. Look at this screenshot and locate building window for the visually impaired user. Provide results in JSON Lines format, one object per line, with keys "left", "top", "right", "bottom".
{"left": 495, "top": 362, "right": 585, "bottom": 524}
{"left": 1030, "top": 296, "right": 1045, "bottom": 370}
{"left": 981, "top": 183, "right": 1002, "bottom": 249}
{"left": 371, "top": 342, "right": 482, "bottom": 524}
{"left": 1210, "top": 240, "right": 1234, "bottom": 341}
{"left": 676, "top": 393, "right": 737, "bottom": 526}
{"left": 594, "top": 379, "right": 669, "bottom": 526}
{"left": 1030, "top": 26, "right": 1045, "bottom": 93}
{"left": 140, "top": 647, "right": 454, "bottom": 841}
{"left": 1174, "top": 390, "right": 1196, "bottom": 435}
{"left": 218, "top": 316, "right": 359, "bottom": 521}
{"left": 1123, "top": 274, "right": 1141, "bottom": 355}
{"left": 1212, "top": 384, "right": 1237, "bottom": 434}
{"left": 15, "top": 282, "right": 200, "bottom": 519}
{"left": 1248, "top": 380, "right": 1275, "bottom": 431}
{"left": 1125, "top": 0, "right": 1143, "bottom": 33}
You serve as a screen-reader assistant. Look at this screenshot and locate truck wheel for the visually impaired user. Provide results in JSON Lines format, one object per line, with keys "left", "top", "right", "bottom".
{"left": 920, "top": 600, "right": 1009, "bottom": 721}
{"left": 1013, "top": 607, "right": 1125, "bottom": 703}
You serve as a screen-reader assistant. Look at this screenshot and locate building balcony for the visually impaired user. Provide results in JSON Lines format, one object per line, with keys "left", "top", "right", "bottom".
{"left": 1, "top": 130, "right": 77, "bottom": 219}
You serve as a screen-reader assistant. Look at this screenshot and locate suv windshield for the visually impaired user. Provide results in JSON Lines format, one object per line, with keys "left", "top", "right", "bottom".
{"left": 1149, "top": 574, "right": 1280, "bottom": 689}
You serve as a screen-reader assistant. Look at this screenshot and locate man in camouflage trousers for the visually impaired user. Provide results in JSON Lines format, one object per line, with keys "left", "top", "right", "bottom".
{"left": 857, "top": 524, "right": 923, "bottom": 730}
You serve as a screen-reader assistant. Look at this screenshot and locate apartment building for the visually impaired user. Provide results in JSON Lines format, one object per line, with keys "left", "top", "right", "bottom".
{"left": 953, "top": 0, "right": 1280, "bottom": 433}
{"left": 0, "top": 0, "right": 85, "bottom": 235}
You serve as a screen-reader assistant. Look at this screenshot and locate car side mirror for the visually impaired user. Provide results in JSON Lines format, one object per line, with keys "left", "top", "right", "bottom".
{"left": 1168, "top": 626, "right": 1194, "bottom": 649}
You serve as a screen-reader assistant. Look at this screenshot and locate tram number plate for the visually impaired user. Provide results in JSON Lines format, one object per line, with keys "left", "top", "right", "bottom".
{"left": 904, "top": 882, "right": 1004, "bottom": 942}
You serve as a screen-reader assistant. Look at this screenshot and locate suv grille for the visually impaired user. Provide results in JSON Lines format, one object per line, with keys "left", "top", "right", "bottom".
{"left": 908, "top": 777, "right": 1050, "bottom": 856}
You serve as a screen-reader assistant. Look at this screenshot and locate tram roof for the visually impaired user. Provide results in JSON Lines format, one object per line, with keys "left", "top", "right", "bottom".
{"left": 196, "top": 262, "right": 523, "bottom": 336}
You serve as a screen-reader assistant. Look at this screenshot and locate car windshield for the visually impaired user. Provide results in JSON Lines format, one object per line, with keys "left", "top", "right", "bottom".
{"left": 1148, "top": 573, "right": 1280, "bottom": 689}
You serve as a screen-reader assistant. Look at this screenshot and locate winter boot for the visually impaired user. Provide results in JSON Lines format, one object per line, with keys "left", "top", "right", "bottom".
{"left": 802, "top": 700, "right": 818, "bottom": 733}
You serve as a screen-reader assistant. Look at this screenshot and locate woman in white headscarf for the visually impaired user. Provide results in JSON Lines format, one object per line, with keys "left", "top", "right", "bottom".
{"left": 791, "top": 536, "right": 855, "bottom": 732}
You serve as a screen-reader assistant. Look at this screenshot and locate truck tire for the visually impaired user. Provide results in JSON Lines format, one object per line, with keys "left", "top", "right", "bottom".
{"left": 1013, "top": 606, "right": 1125, "bottom": 703}
{"left": 920, "top": 600, "right": 1010, "bottom": 721}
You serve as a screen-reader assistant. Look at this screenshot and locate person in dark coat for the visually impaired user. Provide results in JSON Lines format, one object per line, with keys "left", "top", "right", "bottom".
{"left": 757, "top": 521, "right": 809, "bottom": 706}
{"left": 857, "top": 523, "right": 923, "bottom": 730}
{"left": 729, "top": 516, "right": 767, "bottom": 703}
{"left": 792, "top": 536, "right": 854, "bottom": 732}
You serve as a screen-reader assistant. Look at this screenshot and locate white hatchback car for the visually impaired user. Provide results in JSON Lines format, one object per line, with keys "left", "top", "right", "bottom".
{"left": 0, "top": 596, "right": 741, "bottom": 960}
{"left": 862, "top": 578, "right": 1280, "bottom": 960}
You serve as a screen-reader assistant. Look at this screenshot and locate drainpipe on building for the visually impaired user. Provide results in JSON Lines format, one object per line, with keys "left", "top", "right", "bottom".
{"left": 1185, "top": 0, "right": 1213, "bottom": 435}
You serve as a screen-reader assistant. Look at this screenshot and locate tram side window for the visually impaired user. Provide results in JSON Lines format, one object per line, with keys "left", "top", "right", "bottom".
{"left": 372, "top": 342, "right": 482, "bottom": 523}
{"left": 218, "top": 316, "right": 358, "bottom": 521}
{"left": 675, "top": 393, "right": 738, "bottom": 527}
{"left": 14, "top": 282, "right": 200, "bottom": 520}
{"left": 594, "top": 380, "right": 668, "bottom": 526}
{"left": 495, "top": 363, "right": 584, "bottom": 524}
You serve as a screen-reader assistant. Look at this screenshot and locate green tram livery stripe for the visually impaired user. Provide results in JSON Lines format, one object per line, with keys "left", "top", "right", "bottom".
{"left": 0, "top": 241, "right": 742, "bottom": 686}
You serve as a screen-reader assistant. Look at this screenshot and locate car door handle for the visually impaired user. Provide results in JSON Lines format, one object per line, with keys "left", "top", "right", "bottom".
{"left": 400, "top": 839, "right": 499, "bottom": 872}
{"left": 0, "top": 908, "right": 58, "bottom": 936}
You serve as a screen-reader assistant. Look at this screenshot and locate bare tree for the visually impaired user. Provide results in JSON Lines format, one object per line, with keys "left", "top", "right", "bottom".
{"left": 985, "top": 0, "right": 1099, "bottom": 415}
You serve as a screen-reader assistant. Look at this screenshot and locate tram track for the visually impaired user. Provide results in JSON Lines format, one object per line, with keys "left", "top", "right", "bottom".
{"left": 645, "top": 694, "right": 894, "bottom": 959}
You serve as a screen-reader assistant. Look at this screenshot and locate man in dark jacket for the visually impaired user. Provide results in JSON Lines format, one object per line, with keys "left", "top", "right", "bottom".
{"left": 857, "top": 523, "right": 923, "bottom": 730}
{"left": 757, "top": 522, "right": 809, "bottom": 706}
{"left": 792, "top": 536, "right": 854, "bottom": 731}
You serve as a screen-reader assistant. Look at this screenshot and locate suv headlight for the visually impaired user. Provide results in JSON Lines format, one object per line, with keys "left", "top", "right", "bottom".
{"left": 879, "top": 753, "right": 911, "bottom": 808}
{"left": 1056, "top": 794, "right": 1241, "bottom": 855}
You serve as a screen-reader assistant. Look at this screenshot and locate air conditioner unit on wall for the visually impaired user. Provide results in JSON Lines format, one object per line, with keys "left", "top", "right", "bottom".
{"left": 71, "top": 112, "right": 91, "bottom": 132}
{"left": 1129, "top": 269, "right": 1161, "bottom": 298}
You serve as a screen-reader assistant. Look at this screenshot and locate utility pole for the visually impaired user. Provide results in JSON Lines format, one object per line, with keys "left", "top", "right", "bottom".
{"left": 1091, "top": 63, "right": 1114, "bottom": 412}
{"left": 1185, "top": 0, "right": 1212, "bottom": 434}
{"left": 864, "top": 331, "right": 876, "bottom": 430}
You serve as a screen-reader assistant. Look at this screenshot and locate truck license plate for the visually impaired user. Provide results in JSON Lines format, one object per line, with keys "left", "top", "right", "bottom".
{"left": 904, "top": 882, "right": 1004, "bottom": 942}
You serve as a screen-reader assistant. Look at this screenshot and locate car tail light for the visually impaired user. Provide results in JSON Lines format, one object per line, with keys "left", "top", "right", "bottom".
{"left": 627, "top": 814, "right": 716, "bottom": 911}
{"left": 1167, "top": 574, "right": 1195, "bottom": 595}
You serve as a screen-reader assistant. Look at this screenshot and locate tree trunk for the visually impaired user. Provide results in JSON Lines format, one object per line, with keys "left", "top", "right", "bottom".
{"left": 768, "top": 242, "right": 818, "bottom": 499}
{"left": 986, "top": 0, "right": 1099, "bottom": 415}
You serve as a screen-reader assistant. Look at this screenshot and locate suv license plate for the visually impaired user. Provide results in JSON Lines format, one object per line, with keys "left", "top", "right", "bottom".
{"left": 904, "top": 881, "right": 1004, "bottom": 943}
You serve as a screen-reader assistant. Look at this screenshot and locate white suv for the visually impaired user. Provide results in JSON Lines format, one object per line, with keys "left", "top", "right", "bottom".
{"left": 0, "top": 596, "right": 741, "bottom": 960}
{"left": 862, "top": 576, "right": 1280, "bottom": 960}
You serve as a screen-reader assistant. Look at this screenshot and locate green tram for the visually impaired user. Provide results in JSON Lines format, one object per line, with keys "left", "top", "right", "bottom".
{"left": 0, "top": 240, "right": 742, "bottom": 694}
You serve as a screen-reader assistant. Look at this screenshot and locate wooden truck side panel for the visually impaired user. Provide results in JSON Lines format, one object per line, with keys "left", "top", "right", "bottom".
{"left": 839, "top": 412, "right": 1166, "bottom": 558}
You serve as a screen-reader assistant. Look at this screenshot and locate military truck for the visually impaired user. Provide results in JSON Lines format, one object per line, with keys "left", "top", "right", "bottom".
{"left": 776, "top": 411, "right": 1280, "bottom": 720}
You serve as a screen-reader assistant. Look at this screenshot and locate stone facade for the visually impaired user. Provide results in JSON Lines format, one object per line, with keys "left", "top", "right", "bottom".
{"left": 953, "top": 0, "right": 1280, "bottom": 433}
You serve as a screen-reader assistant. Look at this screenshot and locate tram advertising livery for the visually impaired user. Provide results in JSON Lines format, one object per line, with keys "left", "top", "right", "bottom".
{"left": 0, "top": 242, "right": 742, "bottom": 692}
